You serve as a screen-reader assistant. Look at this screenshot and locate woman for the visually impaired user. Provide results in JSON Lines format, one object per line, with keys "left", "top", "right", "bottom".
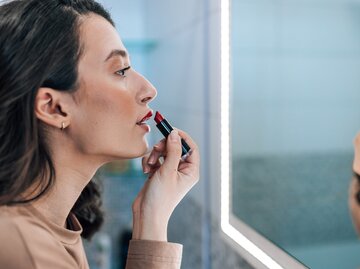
{"left": 0, "top": 0, "right": 200, "bottom": 268}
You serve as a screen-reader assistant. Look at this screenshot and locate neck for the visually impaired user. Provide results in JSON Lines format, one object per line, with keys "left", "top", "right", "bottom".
{"left": 30, "top": 148, "right": 104, "bottom": 228}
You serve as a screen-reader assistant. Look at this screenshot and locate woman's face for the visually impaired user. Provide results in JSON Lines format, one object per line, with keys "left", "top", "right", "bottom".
{"left": 69, "top": 14, "right": 157, "bottom": 161}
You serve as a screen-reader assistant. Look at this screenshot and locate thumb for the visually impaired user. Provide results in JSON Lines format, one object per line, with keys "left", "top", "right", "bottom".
{"left": 161, "top": 130, "right": 182, "bottom": 176}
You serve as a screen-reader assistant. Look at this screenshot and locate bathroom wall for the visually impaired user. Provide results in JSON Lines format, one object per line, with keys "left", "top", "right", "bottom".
{"left": 231, "top": 0, "right": 360, "bottom": 156}
{"left": 230, "top": 0, "right": 360, "bottom": 268}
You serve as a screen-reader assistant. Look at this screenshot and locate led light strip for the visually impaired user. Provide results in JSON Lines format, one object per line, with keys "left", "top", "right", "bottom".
{"left": 220, "top": 1, "right": 283, "bottom": 268}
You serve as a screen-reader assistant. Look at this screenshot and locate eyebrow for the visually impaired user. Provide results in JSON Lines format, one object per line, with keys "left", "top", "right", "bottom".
{"left": 104, "top": 49, "right": 128, "bottom": 62}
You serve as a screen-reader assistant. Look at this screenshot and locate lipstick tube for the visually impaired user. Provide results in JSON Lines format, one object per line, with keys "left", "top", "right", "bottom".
{"left": 154, "top": 111, "right": 191, "bottom": 160}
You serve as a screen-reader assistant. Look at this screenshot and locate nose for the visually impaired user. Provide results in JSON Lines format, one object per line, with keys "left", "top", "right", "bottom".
{"left": 137, "top": 74, "right": 157, "bottom": 105}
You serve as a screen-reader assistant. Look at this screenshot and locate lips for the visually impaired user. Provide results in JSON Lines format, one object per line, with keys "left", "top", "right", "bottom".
{"left": 137, "top": 110, "right": 153, "bottom": 125}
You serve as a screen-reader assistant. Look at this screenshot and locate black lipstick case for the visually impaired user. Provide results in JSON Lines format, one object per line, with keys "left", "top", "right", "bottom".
{"left": 156, "top": 118, "right": 191, "bottom": 159}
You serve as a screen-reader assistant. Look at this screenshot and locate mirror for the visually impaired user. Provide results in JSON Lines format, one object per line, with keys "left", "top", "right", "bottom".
{"left": 223, "top": 0, "right": 360, "bottom": 268}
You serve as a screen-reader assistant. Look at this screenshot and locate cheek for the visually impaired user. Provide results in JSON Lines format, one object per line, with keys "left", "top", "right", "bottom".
{"left": 93, "top": 88, "right": 136, "bottom": 125}
{"left": 84, "top": 85, "right": 138, "bottom": 148}
{"left": 79, "top": 73, "right": 134, "bottom": 118}
{"left": 73, "top": 75, "right": 143, "bottom": 157}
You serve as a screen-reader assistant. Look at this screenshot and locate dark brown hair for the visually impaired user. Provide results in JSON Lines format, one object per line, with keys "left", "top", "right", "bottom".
{"left": 0, "top": 0, "right": 114, "bottom": 239}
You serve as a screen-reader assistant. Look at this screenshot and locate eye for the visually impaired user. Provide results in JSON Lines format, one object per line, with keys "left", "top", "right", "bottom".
{"left": 115, "top": 66, "right": 131, "bottom": 77}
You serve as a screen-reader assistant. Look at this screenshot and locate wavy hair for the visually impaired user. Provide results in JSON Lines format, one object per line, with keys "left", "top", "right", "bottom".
{"left": 0, "top": 0, "right": 114, "bottom": 239}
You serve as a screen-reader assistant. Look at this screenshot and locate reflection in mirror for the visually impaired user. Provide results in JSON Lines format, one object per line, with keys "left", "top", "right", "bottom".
{"left": 230, "top": 0, "right": 360, "bottom": 268}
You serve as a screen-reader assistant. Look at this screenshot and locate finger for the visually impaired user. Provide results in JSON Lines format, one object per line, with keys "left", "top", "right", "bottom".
{"left": 142, "top": 156, "right": 151, "bottom": 174}
{"left": 144, "top": 139, "right": 166, "bottom": 169}
{"left": 159, "top": 130, "right": 182, "bottom": 177}
{"left": 148, "top": 148, "right": 164, "bottom": 165}
{"left": 147, "top": 139, "right": 167, "bottom": 165}
{"left": 174, "top": 128, "right": 200, "bottom": 164}
{"left": 154, "top": 138, "right": 166, "bottom": 150}
{"left": 148, "top": 160, "right": 162, "bottom": 178}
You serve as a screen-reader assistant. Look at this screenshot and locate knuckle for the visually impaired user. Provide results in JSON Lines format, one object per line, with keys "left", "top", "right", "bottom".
{"left": 192, "top": 144, "right": 199, "bottom": 152}
{"left": 180, "top": 130, "right": 189, "bottom": 137}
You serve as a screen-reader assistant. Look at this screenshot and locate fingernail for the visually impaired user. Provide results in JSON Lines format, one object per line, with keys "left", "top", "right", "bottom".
{"left": 144, "top": 167, "right": 150, "bottom": 174}
{"left": 148, "top": 155, "right": 156, "bottom": 165}
{"left": 153, "top": 144, "right": 160, "bottom": 149}
{"left": 170, "top": 130, "right": 179, "bottom": 142}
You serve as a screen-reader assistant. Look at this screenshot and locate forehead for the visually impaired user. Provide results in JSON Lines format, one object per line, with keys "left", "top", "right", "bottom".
{"left": 79, "top": 14, "right": 127, "bottom": 63}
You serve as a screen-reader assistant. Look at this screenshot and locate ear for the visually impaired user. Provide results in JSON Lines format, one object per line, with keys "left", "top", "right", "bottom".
{"left": 34, "top": 87, "right": 72, "bottom": 129}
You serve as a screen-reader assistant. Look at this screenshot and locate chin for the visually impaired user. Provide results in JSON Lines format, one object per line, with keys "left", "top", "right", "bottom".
{"left": 129, "top": 140, "right": 149, "bottom": 158}
{"left": 106, "top": 138, "right": 149, "bottom": 160}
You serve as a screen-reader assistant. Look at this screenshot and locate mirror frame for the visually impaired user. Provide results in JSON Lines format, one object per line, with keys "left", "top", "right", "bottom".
{"left": 219, "top": 1, "right": 308, "bottom": 268}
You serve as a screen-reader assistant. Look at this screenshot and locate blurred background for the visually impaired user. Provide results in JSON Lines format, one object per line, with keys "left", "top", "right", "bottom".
{"left": 231, "top": 0, "right": 360, "bottom": 268}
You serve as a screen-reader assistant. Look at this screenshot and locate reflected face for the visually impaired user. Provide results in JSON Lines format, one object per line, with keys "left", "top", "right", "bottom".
{"left": 70, "top": 14, "right": 157, "bottom": 161}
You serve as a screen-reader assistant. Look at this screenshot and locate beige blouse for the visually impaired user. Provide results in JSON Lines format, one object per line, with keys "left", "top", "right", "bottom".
{"left": 0, "top": 204, "right": 182, "bottom": 269}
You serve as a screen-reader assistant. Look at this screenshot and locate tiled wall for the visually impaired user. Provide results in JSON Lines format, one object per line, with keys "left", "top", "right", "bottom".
{"left": 231, "top": 0, "right": 360, "bottom": 156}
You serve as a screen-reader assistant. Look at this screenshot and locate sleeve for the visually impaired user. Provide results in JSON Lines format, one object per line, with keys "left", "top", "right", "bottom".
{"left": 125, "top": 239, "right": 183, "bottom": 269}
{"left": 0, "top": 220, "right": 35, "bottom": 269}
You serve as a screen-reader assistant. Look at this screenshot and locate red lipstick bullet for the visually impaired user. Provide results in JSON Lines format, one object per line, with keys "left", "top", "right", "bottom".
{"left": 154, "top": 111, "right": 191, "bottom": 159}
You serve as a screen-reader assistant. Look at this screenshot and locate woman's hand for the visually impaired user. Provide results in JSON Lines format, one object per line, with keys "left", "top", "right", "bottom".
{"left": 349, "top": 132, "right": 360, "bottom": 235}
{"left": 131, "top": 129, "right": 200, "bottom": 241}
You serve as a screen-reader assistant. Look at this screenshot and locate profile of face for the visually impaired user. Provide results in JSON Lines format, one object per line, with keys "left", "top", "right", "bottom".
{"left": 38, "top": 14, "right": 157, "bottom": 163}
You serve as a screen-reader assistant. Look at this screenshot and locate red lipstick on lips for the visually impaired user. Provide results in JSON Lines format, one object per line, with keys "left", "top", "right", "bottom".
{"left": 140, "top": 111, "right": 153, "bottom": 123}
{"left": 137, "top": 111, "right": 153, "bottom": 132}
{"left": 154, "top": 111, "right": 191, "bottom": 159}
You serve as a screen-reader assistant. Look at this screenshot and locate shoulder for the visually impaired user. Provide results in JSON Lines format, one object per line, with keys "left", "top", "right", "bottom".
{"left": 0, "top": 209, "right": 69, "bottom": 269}
{"left": 0, "top": 209, "right": 53, "bottom": 244}
{"left": 0, "top": 216, "right": 35, "bottom": 269}
{"left": 0, "top": 209, "right": 65, "bottom": 251}
{"left": 0, "top": 207, "right": 85, "bottom": 268}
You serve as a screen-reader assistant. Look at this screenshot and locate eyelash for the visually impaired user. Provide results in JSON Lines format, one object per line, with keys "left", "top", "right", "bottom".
{"left": 115, "top": 66, "right": 131, "bottom": 77}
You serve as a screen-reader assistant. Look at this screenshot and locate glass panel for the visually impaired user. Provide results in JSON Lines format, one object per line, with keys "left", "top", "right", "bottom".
{"left": 231, "top": 0, "right": 360, "bottom": 268}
